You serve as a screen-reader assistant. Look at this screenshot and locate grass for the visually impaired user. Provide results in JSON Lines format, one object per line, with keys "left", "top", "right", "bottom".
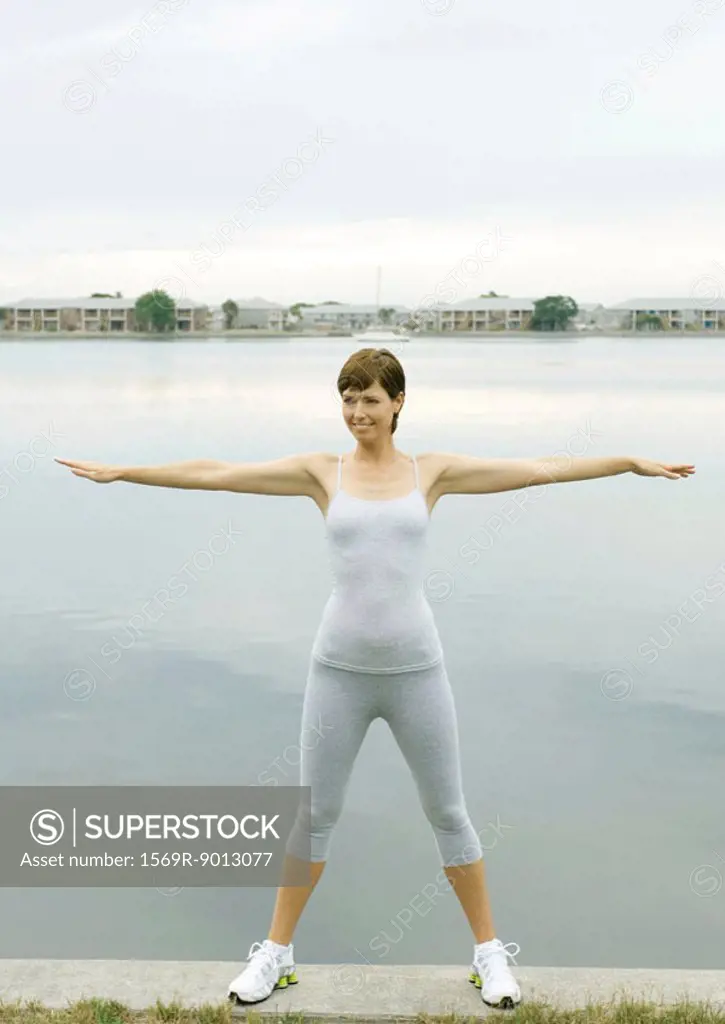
{"left": 0, "top": 996, "right": 724, "bottom": 1024}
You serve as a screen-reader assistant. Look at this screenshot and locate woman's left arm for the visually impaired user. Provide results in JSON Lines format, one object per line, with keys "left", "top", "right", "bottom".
{"left": 428, "top": 453, "right": 695, "bottom": 496}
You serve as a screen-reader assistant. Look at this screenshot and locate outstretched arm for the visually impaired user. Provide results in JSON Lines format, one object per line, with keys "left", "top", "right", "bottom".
{"left": 54, "top": 453, "right": 324, "bottom": 496}
{"left": 430, "top": 453, "right": 695, "bottom": 496}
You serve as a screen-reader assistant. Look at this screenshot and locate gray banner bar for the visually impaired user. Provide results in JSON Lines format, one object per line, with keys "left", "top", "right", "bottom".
{"left": 0, "top": 786, "right": 311, "bottom": 887}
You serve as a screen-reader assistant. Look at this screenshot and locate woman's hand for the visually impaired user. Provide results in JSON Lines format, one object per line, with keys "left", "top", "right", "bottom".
{"left": 631, "top": 458, "right": 696, "bottom": 480}
{"left": 55, "top": 458, "right": 123, "bottom": 483}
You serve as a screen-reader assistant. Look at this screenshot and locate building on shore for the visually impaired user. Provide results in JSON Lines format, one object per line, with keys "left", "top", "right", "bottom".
{"left": 297, "top": 298, "right": 539, "bottom": 333}
{"left": 405, "top": 297, "right": 725, "bottom": 332}
{"left": 427, "top": 297, "right": 536, "bottom": 332}
{"left": 298, "top": 303, "right": 410, "bottom": 331}
{"left": 1, "top": 298, "right": 209, "bottom": 333}
{"left": 4, "top": 295, "right": 725, "bottom": 335}
{"left": 604, "top": 298, "right": 725, "bottom": 331}
{"left": 224, "top": 298, "right": 291, "bottom": 330}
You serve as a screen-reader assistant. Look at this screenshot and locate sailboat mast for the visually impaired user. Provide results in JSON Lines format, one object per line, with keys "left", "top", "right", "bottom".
{"left": 375, "top": 265, "right": 381, "bottom": 317}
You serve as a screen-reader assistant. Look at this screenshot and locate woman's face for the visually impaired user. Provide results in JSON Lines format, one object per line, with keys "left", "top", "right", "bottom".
{"left": 341, "top": 381, "right": 403, "bottom": 437}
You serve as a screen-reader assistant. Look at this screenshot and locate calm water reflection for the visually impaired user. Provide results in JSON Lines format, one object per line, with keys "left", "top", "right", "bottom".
{"left": 0, "top": 337, "right": 723, "bottom": 968}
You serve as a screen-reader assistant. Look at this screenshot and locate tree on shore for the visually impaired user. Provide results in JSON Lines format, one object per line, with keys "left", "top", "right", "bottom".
{"left": 379, "top": 307, "right": 397, "bottom": 324}
{"left": 135, "top": 290, "right": 176, "bottom": 333}
{"left": 290, "top": 302, "right": 314, "bottom": 319}
{"left": 91, "top": 292, "right": 123, "bottom": 298}
{"left": 636, "top": 312, "right": 664, "bottom": 331}
{"left": 531, "top": 295, "right": 578, "bottom": 331}
{"left": 222, "top": 299, "right": 239, "bottom": 330}
{"left": 478, "top": 291, "right": 507, "bottom": 297}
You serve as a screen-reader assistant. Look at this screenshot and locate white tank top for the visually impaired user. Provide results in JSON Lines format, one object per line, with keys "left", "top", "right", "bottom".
{"left": 311, "top": 453, "right": 444, "bottom": 674}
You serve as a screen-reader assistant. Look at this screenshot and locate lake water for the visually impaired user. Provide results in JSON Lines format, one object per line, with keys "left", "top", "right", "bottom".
{"left": 1, "top": 336, "right": 723, "bottom": 970}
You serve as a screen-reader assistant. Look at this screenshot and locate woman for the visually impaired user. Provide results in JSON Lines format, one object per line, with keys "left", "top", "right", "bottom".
{"left": 56, "top": 347, "right": 695, "bottom": 1010}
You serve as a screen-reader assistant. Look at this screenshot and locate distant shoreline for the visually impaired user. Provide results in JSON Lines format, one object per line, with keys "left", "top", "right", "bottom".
{"left": 2, "top": 329, "right": 725, "bottom": 342}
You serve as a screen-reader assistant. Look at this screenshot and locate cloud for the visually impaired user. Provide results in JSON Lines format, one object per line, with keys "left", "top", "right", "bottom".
{"left": 3, "top": 209, "right": 725, "bottom": 306}
{"left": 0, "top": 22, "right": 140, "bottom": 71}
{"left": 3, "top": 0, "right": 725, "bottom": 306}
{"left": 170, "top": 0, "right": 349, "bottom": 52}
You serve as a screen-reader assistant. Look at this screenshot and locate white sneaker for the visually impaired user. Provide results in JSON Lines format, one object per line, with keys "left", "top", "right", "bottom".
{"left": 228, "top": 939, "right": 298, "bottom": 1004}
{"left": 469, "top": 938, "right": 522, "bottom": 1009}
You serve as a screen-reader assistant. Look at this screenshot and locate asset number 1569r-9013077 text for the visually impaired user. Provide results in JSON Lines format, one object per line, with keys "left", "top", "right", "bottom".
{"left": 141, "top": 851, "right": 275, "bottom": 867}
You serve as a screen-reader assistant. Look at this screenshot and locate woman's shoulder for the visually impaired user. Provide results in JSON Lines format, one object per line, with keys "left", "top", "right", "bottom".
{"left": 413, "top": 452, "right": 454, "bottom": 502}
{"left": 303, "top": 451, "right": 340, "bottom": 485}
{"left": 413, "top": 451, "right": 448, "bottom": 473}
{"left": 306, "top": 452, "right": 340, "bottom": 470}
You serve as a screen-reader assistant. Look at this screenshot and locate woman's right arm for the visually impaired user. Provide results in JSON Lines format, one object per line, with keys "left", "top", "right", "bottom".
{"left": 55, "top": 454, "right": 326, "bottom": 498}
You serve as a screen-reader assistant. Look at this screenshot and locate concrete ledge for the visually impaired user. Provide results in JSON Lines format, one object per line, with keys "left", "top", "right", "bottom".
{"left": 1, "top": 961, "right": 725, "bottom": 1019}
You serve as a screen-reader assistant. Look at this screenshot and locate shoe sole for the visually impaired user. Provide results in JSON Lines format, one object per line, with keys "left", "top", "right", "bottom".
{"left": 468, "top": 971, "right": 520, "bottom": 1010}
{"left": 229, "top": 971, "right": 299, "bottom": 1005}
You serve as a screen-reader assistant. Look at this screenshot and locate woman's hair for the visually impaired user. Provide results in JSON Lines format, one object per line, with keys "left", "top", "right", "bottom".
{"left": 336, "top": 348, "right": 406, "bottom": 435}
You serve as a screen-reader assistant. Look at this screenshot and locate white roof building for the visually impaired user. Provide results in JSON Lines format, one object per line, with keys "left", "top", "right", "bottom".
{"left": 602, "top": 298, "right": 725, "bottom": 329}
{"left": 438, "top": 297, "right": 536, "bottom": 311}
{"left": 231, "top": 297, "right": 288, "bottom": 310}
{"left": 302, "top": 303, "right": 409, "bottom": 315}
{"left": 608, "top": 297, "right": 725, "bottom": 310}
{"left": 215, "top": 297, "right": 289, "bottom": 329}
{"left": 7, "top": 297, "right": 207, "bottom": 309}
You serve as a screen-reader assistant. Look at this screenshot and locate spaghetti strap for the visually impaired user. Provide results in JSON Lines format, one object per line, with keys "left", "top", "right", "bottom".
{"left": 411, "top": 454, "right": 419, "bottom": 489}
{"left": 336, "top": 454, "right": 343, "bottom": 494}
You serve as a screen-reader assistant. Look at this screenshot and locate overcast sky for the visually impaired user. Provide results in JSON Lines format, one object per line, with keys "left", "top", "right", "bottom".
{"left": 2, "top": 0, "right": 725, "bottom": 306}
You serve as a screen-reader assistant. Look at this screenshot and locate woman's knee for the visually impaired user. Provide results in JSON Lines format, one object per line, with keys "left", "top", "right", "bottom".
{"left": 301, "top": 796, "right": 345, "bottom": 835}
{"left": 286, "top": 798, "right": 341, "bottom": 861}
{"left": 424, "top": 800, "right": 472, "bottom": 835}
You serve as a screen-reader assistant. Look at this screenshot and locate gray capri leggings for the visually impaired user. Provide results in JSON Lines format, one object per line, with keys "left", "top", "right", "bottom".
{"left": 286, "top": 655, "right": 483, "bottom": 866}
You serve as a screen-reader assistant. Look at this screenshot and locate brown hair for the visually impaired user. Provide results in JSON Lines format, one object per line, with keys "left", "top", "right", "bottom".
{"left": 336, "top": 348, "right": 406, "bottom": 434}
